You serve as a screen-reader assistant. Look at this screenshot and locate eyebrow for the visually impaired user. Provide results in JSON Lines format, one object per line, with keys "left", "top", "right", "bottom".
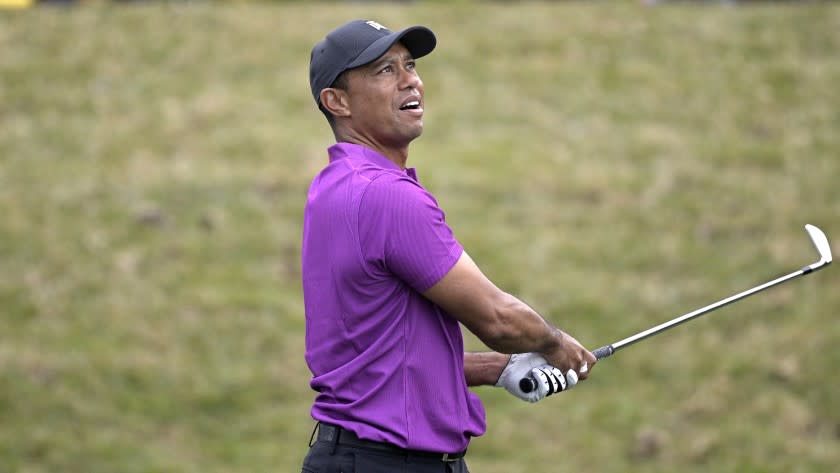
{"left": 368, "top": 52, "right": 415, "bottom": 71}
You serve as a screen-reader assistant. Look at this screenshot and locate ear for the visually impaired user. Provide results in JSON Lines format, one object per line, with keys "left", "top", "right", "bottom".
{"left": 320, "top": 88, "right": 351, "bottom": 119}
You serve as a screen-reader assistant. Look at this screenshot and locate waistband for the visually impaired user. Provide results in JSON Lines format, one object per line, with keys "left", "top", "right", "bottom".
{"left": 313, "top": 422, "right": 467, "bottom": 462}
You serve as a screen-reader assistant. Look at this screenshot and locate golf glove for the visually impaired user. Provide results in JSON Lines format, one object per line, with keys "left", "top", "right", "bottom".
{"left": 496, "top": 353, "right": 575, "bottom": 402}
{"left": 530, "top": 365, "right": 578, "bottom": 398}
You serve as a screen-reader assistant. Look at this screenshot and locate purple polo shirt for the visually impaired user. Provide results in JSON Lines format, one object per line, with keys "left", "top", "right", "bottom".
{"left": 301, "top": 142, "right": 486, "bottom": 453}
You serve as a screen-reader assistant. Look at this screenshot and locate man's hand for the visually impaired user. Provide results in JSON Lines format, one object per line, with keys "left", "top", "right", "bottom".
{"left": 542, "top": 331, "right": 597, "bottom": 381}
{"left": 496, "top": 353, "right": 577, "bottom": 402}
{"left": 529, "top": 365, "right": 578, "bottom": 398}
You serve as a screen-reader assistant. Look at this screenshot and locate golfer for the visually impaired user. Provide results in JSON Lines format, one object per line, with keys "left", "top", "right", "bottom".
{"left": 301, "top": 19, "right": 597, "bottom": 473}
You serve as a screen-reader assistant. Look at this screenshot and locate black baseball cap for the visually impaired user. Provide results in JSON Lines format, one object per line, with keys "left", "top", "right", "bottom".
{"left": 309, "top": 19, "right": 437, "bottom": 106}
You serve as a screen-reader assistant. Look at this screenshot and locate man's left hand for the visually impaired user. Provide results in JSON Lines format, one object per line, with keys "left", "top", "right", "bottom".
{"left": 496, "top": 353, "right": 576, "bottom": 402}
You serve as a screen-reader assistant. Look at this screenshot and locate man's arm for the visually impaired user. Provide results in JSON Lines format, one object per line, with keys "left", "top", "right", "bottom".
{"left": 423, "top": 251, "right": 596, "bottom": 379}
{"left": 463, "top": 352, "right": 509, "bottom": 386}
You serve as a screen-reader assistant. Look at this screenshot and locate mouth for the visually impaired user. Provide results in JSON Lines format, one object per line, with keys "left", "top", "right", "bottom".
{"left": 398, "top": 97, "right": 423, "bottom": 115}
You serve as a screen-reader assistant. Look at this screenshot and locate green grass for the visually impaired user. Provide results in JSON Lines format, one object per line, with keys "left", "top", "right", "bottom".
{"left": 2, "top": 2, "right": 839, "bottom": 472}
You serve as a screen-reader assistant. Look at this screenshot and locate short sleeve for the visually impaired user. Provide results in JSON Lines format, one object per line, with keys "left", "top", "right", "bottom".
{"left": 358, "top": 174, "right": 463, "bottom": 293}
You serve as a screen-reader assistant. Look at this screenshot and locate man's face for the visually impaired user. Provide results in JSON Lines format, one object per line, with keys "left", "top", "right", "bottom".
{"left": 343, "top": 42, "right": 425, "bottom": 148}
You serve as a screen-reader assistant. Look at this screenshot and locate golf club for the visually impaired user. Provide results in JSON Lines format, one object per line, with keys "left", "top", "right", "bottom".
{"left": 520, "top": 224, "right": 832, "bottom": 393}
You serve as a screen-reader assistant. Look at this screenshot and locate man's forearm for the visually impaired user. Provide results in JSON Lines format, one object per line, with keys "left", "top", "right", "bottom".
{"left": 464, "top": 352, "right": 510, "bottom": 386}
{"left": 480, "top": 291, "right": 566, "bottom": 355}
{"left": 423, "top": 252, "right": 592, "bottom": 376}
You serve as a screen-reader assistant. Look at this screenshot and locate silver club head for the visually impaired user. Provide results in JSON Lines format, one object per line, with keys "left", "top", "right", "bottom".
{"left": 805, "top": 224, "right": 832, "bottom": 269}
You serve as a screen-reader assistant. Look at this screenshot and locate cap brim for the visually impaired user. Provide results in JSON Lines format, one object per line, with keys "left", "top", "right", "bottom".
{"left": 347, "top": 25, "right": 436, "bottom": 69}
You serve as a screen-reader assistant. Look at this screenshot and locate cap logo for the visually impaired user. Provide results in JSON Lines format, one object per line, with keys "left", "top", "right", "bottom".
{"left": 365, "top": 20, "right": 387, "bottom": 31}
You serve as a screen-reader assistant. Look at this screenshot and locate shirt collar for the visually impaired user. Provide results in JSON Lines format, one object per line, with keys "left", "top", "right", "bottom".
{"left": 328, "top": 142, "right": 420, "bottom": 181}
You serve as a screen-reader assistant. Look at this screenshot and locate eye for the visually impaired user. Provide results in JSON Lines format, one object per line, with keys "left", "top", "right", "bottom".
{"left": 379, "top": 65, "right": 393, "bottom": 74}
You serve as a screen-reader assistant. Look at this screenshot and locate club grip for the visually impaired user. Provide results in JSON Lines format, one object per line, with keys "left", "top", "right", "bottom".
{"left": 519, "top": 377, "right": 538, "bottom": 393}
{"left": 592, "top": 344, "right": 615, "bottom": 360}
{"left": 518, "top": 345, "right": 615, "bottom": 393}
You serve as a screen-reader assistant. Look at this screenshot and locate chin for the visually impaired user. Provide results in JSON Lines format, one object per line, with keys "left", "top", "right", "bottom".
{"left": 407, "top": 122, "right": 424, "bottom": 140}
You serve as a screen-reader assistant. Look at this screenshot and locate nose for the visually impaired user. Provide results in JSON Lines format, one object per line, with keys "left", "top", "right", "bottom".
{"left": 400, "top": 67, "right": 422, "bottom": 91}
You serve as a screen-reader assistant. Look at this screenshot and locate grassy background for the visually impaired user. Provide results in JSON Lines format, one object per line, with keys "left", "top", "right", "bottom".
{"left": 2, "top": 2, "right": 839, "bottom": 472}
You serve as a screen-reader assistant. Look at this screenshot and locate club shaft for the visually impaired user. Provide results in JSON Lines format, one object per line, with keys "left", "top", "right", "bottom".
{"left": 520, "top": 262, "right": 827, "bottom": 393}
{"left": 518, "top": 224, "right": 831, "bottom": 393}
{"left": 610, "top": 267, "right": 808, "bottom": 352}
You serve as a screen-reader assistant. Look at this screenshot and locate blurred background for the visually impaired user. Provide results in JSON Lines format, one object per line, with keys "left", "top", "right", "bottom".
{"left": 1, "top": 1, "right": 839, "bottom": 472}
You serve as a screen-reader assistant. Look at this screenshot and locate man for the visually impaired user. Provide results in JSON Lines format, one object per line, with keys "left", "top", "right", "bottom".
{"left": 301, "top": 20, "right": 597, "bottom": 473}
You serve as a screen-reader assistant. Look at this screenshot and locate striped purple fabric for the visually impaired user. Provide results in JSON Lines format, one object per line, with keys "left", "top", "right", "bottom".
{"left": 301, "top": 142, "right": 486, "bottom": 452}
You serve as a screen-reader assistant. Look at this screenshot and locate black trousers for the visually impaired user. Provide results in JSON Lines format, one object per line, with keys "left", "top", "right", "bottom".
{"left": 301, "top": 424, "right": 470, "bottom": 473}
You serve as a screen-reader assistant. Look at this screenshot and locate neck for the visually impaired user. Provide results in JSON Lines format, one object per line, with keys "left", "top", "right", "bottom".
{"left": 334, "top": 130, "right": 410, "bottom": 170}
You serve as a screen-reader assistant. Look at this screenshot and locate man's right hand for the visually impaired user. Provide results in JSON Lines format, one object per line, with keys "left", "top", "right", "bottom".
{"left": 542, "top": 331, "right": 597, "bottom": 381}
